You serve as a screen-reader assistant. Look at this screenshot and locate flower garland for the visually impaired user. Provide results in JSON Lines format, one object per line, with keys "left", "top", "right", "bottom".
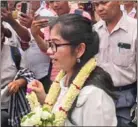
{"left": 44, "top": 57, "right": 97, "bottom": 126}
{"left": 26, "top": 88, "right": 41, "bottom": 111}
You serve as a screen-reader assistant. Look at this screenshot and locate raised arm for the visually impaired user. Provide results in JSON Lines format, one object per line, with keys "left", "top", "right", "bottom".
{"left": 31, "top": 20, "right": 49, "bottom": 52}
{"left": 1, "top": 8, "right": 30, "bottom": 42}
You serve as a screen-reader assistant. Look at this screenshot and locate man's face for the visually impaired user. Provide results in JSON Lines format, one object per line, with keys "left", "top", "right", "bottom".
{"left": 124, "top": 1, "right": 134, "bottom": 7}
{"left": 94, "top": 1, "right": 120, "bottom": 22}
{"left": 30, "top": 1, "right": 40, "bottom": 12}
{"left": 8, "top": 0, "right": 15, "bottom": 11}
{"left": 49, "top": 1, "right": 69, "bottom": 16}
{"left": 15, "top": 2, "right": 22, "bottom": 12}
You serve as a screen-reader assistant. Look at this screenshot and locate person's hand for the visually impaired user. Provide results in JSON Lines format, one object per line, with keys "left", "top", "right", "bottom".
{"left": 18, "top": 13, "right": 33, "bottom": 28}
{"left": 8, "top": 78, "right": 27, "bottom": 94}
{"left": 8, "top": 80, "right": 21, "bottom": 94}
{"left": 31, "top": 18, "right": 48, "bottom": 37}
{"left": 1, "top": 7, "right": 14, "bottom": 23}
{"left": 28, "top": 80, "right": 47, "bottom": 104}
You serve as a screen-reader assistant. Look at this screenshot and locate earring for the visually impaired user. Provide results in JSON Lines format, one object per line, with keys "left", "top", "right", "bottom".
{"left": 77, "top": 58, "right": 81, "bottom": 63}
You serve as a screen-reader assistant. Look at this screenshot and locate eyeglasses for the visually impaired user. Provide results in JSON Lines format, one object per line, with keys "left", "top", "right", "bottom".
{"left": 49, "top": 1, "right": 60, "bottom": 3}
{"left": 46, "top": 40, "right": 77, "bottom": 53}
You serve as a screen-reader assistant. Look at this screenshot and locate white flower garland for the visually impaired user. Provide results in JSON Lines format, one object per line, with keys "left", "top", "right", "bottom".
{"left": 21, "top": 58, "right": 96, "bottom": 126}
{"left": 44, "top": 57, "right": 97, "bottom": 126}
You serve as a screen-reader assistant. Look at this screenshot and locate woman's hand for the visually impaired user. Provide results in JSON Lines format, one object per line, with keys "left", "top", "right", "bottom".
{"left": 28, "top": 80, "right": 47, "bottom": 104}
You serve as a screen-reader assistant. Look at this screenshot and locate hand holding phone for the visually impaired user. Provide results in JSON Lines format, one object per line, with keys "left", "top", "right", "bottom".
{"left": 1, "top": 5, "right": 14, "bottom": 23}
{"left": 35, "top": 15, "right": 57, "bottom": 28}
{"left": 19, "top": 13, "right": 34, "bottom": 28}
{"left": 34, "top": 8, "right": 58, "bottom": 28}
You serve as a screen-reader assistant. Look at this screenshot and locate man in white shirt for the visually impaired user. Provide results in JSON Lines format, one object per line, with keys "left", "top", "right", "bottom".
{"left": 1, "top": 7, "right": 30, "bottom": 42}
{"left": 123, "top": 1, "right": 137, "bottom": 18}
{"left": 93, "top": 1, "right": 137, "bottom": 126}
{"left": 1, "top": 23, "right": 35, "bottom": 127}
{"left": 18, "top": 1, "right": 51, "bottom": 93}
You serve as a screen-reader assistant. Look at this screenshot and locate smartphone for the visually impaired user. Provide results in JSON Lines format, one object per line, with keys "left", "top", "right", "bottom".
{"left": 1, "top": 1, "right": 8, "bottom": 8}
{"left": 21, "top": 3, "right": 27, "bottom": 14}
{"left": 36, "top": 16, "right": 58, "bottom": 28}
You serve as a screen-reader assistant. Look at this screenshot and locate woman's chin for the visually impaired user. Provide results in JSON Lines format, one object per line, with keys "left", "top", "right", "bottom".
{"left": 52, "top": 60, "right": 62, "bottom": 69}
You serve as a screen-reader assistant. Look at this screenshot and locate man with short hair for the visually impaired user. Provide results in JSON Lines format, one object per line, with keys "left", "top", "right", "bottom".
{"left": 94, "top": 1, "right": 137, "bottom": 126}
{"left": 123, "top": 1, "right": 137, "bottom": 18}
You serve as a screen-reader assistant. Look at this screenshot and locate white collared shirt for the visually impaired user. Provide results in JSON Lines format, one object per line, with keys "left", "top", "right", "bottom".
{"left": 121, "top": 6, "right": 136, "bottom": 18}
{"left": 24, "top": 29, "right": 50, "bottom": 79}
{"left": 52, "top": 76, "right": 68, "bottom": 113}
{"left": 52, "top": 76, "right": 117, "bottom": 126}
{"left": 1, "top": 44, "right": 26, "bottom": 109}
{"left": 94, "top": 13, "right": 137, "bottom": 87}
{"left": 127, "top": 8, "right": 136, "bottom": 18}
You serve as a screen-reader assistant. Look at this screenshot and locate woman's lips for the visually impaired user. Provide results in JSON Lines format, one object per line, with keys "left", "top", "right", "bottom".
{"left": 51, "top": 58, "right": 57, "bottom": 64}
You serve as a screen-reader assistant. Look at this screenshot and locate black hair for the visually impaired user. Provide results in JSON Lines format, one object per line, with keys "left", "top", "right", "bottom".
{"left": 50, "top": 14, "right": 99, "bottom": 67}
{"left": 78, "top": 2, "right": 96, "bottom": 23}
{"left": 14, "top": 1, "right": 21, "bottom": 8}
{"left": 68, "top": 66, "right": 117, "bottom": 125}
{"left": 50, "top": 14, "right": 116, "bottom": 125}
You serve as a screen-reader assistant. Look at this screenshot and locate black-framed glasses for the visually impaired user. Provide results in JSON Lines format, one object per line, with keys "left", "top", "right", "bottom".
{"left": 46, "top": 40, "right": 77, "bottom": 53}
{"left": 49, "top": 1, "right": 60, "bottom": 3}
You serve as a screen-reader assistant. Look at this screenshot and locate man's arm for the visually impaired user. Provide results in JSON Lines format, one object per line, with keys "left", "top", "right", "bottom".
{"left": 33, "top": 34, "right": 48, "bottom": 52}
{"left": 1, "top": 8, "right": 30, "bottom": 42}
{"left": 31, "top": 20, "right": 49, "bottom": 52}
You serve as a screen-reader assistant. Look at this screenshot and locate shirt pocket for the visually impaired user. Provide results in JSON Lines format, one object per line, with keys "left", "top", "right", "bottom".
{"left": 112, "top": 46, "right": 135, "bottom": 67}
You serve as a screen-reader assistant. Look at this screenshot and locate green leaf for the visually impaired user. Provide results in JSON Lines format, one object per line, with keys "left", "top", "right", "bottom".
{"left": 46, "top": 121, "right": 52, "bottom": 126}
{"left": 49, "top": 113, "right": 55, "bottom": 122}
{"left": 21, "top": 116, "right": 28, "bottom": 123}
{"left": 42, "top": 106, "right": 50, "bottom": 112}
{"left": 27, "top": 112, "right": 35, "bottom": 118}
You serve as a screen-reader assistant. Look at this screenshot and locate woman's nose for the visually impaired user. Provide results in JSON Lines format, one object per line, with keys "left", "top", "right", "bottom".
{"left": 47, "top": 47, "right": 54, "bottom": 55}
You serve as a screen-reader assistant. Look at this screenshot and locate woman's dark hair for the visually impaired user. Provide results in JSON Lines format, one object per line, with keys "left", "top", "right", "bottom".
{"left": 50, "top": 14, "right": 99, "bottom": 68}
{"left": 68, "top": 66, "right": 117, "bottom": 125}
{"left": 50, "top": 14, "right": 116, "bottom": 125}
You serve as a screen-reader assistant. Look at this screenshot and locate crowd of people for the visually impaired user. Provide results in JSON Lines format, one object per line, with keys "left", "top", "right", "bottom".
{"left": 1, "top": 1, "right": 137, "bottom": 127}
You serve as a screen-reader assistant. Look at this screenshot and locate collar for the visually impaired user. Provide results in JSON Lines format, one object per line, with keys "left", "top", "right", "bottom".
{"left": 128, "top": 8, "right": 136, "bottom": 18}
{"left": 129, "top": 8, "right": 136, "bottom": 14}
{"left": 60, "top": 75, "right": 68, "bottom": 91}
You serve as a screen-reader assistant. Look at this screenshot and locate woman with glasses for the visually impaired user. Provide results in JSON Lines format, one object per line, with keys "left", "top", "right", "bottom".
{"left": 28, "top": 14, "right": 117, "bottom": 126}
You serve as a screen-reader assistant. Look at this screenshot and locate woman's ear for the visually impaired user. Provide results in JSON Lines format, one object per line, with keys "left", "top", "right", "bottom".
{"left": 75, "top": 43, "right": 86, "bottom": 59}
